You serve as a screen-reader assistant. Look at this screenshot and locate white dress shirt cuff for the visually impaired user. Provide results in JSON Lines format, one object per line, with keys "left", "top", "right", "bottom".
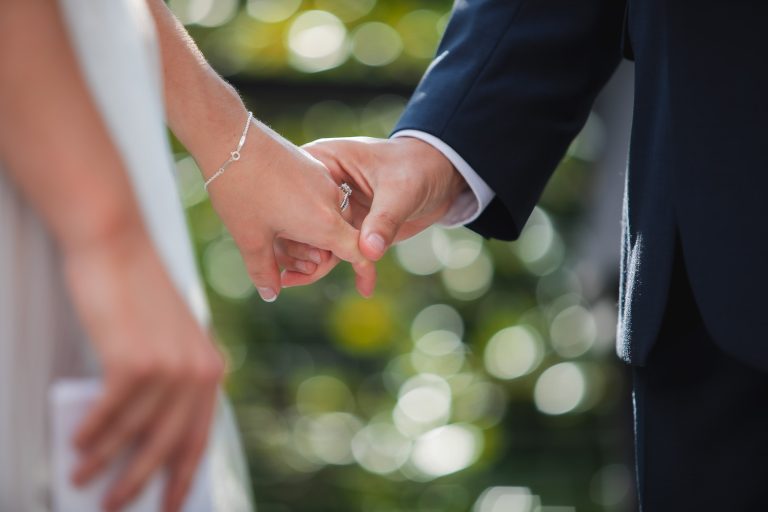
{"left": 392, "top": 130, "right": 496, "bottom": 228}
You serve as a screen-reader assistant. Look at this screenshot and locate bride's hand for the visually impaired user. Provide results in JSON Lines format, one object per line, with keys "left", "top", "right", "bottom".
{"left": 202, "top": 119, "right": 376, "bottom": 301}
{"left": 64, "top": 229, "right": 224, "bottom": 512}
{"left": 144, "top": 2, "right": 374, "bottom": 300}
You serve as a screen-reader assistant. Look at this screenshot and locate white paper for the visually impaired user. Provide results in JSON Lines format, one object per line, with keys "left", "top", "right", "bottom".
{"left": 49, "top": 379, "right": 214, "bottom": 511}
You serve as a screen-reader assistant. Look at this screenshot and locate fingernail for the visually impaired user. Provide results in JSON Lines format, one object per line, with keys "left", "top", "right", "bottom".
{"left": 257, "top": 287, "right": 277, "bottom": 302}
{"left": 366, "top": 233, "right": 386, "bottom": 255}
{"left": 308, "top": 250, "right": 323, "bottom": 264}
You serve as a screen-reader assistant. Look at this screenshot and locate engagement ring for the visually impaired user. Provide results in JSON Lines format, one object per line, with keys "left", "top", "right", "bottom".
{"left": 339, "top": 183, "right": 352, "bottom": 213}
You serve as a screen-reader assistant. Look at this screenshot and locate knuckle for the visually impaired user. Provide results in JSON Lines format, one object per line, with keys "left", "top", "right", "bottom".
{"left": 163, "top": 358, "right": 187, "bottom": 385}
{"left": 374, "top": 210, "right": 401, "bottom": 232}
{"left": 192, "top": 359, "right": 224, "bottom": 385}
{"left": 123, "top": 358, "right": 156, "bottom": 383}
{"left": 119, "top": 415, "right": 145, "bottom": 439}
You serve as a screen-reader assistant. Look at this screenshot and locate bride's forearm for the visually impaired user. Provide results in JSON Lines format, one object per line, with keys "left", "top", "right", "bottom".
{"left": 145, "top": 0, "right": 377, "bottom": 298}
{"left": 145, "top": 0, "right": 252, "bottom": 178}
{"left": 0, "top": 0, "right": 151, "bottom": 257}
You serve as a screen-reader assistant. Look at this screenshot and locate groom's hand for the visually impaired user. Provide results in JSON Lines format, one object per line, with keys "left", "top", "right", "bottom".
{"left": 280, "top": 137, "right": 468, "bottom": 288}
{"left": 307, "top": 137, "right": 467, "bottom": 258}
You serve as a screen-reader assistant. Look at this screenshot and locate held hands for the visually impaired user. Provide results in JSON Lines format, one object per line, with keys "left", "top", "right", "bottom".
{"left": 279, "top": 136, "right": 468, "bottom": 289}
{"left": 63, "top": 130, "right": 462, "bottom": 512}
{"left": 203, "top": 120, "right": 377, "bottom": 300}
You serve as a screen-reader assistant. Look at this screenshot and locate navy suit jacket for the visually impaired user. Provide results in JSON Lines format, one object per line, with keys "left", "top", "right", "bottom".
{"left": 395, "top": 0, "right": 768, "bottom": 369}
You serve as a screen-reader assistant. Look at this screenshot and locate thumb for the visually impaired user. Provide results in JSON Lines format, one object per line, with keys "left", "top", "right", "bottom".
{"left": 360, "top": 189, "right": 415, "bottom": 261}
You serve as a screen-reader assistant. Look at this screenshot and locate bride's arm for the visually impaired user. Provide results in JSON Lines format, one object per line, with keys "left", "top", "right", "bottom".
{"left": 145, "top": 0, "right": 376, "bottom": 300}
{"left": 0, "top": 1, "right": 224, "bottom": 510}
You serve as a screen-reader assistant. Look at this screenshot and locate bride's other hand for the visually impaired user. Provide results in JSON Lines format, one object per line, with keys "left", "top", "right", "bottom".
{"left": 0, "top": 2, "right": 224, "bottom": 510}
{"left": 65, "top": 229, "right": 224, "bottom": 512}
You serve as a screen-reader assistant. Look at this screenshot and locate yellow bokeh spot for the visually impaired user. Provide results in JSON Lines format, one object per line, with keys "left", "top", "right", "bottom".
{"left": 329, "top": 295, "right": 396, "bottom": 355}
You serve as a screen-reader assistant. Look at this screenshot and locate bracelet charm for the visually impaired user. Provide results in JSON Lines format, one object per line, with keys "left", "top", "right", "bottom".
{"left": 204, "top": 111, "right": 253, "bottom": 191}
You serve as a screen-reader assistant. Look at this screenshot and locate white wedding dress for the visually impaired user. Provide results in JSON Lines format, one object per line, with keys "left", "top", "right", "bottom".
{"left": 0, "top": 0, "right": 253, "bottom": 510}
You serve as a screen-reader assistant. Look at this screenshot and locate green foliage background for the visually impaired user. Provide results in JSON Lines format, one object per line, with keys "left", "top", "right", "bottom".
{"left": 169, "top": 1, "right": 634, "bottom": 511}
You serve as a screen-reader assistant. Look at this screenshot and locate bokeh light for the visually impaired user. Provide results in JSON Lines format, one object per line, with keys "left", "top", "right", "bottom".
{"left": 513, "top": 207, "right": 565, "bottom": 275}
{"left": 395, "top": 227, "right": 445, "bottom": 275}
{"left": 549, "top": 305, "right": 597, "bottom": 358}
{"left": 296, "top": 375, "right": 355, "bottom": 414}
{"left": 411, "top": 304, "right": 464, "bottom": 341}
{"left": 352, "top": 422, "right": 412, "bottom": 475}
{"left": 533, "top": 363, "right": 587, "bottom": 415}
{"left": 246, "top": 0, "right": 301, "bottom": 23}
{"left": 484, "top": 326, "right": 544, "bottom": 380}
{"left": 175, "top": 155, "right": 207, "bottom": 208}
{"left": 410, "top": 424, "right": 483, "bottom": 479}
{"left": 287, "top": 11, "right": 350, "bottom": 73}
{"left": 394, "top": 373, "right": 452, "bottom": 437}
{"left": 473, "top": 487, "right": 541, "bottom": 512}
{"left": 452, "top": 380, "right": 507, "bottom": 427}
{"left": 169, "top": 0, "right": 238, "bottom": 27}
{"left": 397, "top": 10, "right": 443, "bottom": 59}
{"left": 441, "top": 250, "right": 494, "bottom": 300}
{"left": 203, "top": 238, "right": 252, "bottom": 299}
{"left": 329, "top": 295, "right": 396, "bottom": 355}
{"left": 293, "top": 412, "right": 363, "bottom": 465}
{"left": 352, "top": 22, "right": 404, "bottom": 67}
{"left": 315, "top": 0, "right": 377, "bottom": 22}
{"left": 410, "top": 330, "right": 466, "bottom": 376}
{"left": 434, "top": 228, "right": 484, "bottom": 269}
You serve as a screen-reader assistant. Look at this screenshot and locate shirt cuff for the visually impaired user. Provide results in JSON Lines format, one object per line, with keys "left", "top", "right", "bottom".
{"left": 392, "top": 130, "right": 496, "bottom": 228}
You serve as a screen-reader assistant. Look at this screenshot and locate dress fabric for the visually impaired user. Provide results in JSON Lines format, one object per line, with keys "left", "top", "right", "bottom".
{"left": 0, "top": 0, "right": 253, "bottom": 509}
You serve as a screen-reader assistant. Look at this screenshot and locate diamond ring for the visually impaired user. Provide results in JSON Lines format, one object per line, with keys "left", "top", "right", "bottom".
{"left": 339, "top": 183, "right": 352, "bottom": 213}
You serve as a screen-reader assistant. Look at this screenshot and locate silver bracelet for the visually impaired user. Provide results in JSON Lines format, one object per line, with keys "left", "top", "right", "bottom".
{"left": 203, "top": 111, "right": 254, "bottom": 191}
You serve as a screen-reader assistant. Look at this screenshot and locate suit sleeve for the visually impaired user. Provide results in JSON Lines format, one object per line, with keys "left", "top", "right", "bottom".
{"left": 394, "top": 0, "right": 627, "bottom": 240}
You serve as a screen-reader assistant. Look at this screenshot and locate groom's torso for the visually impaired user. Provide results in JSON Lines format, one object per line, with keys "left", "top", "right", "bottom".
{"left": 619, "top": 0, "right": 768, "bottom": 369}
{"left": 395, "top": 0, "right": 768, "bottom": 369}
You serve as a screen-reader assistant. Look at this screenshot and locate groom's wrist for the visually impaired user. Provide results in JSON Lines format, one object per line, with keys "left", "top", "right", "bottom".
{"left": 392, "top": 136, "right": 468, "bottom": 210}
